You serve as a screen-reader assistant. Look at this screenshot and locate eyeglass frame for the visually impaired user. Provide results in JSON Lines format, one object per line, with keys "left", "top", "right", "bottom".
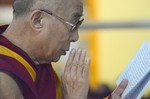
{"left": 39, "top": 9, "right": 84, "bottom": 33}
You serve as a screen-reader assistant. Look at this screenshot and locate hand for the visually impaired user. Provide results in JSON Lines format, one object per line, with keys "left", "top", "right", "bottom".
{"left": 108, "top": 79, "right": 128, "bottom": 99}
{"left": 61, "top": 48, "right": 90, "bottom": 99}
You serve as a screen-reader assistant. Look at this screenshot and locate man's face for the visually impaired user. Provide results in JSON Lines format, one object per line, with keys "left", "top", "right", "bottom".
{"left": 39, "top": 0, "right": 83, "bottom": 62}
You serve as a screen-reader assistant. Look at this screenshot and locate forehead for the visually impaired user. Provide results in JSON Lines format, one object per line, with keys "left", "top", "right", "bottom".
{"left": 55, "top": 0, "right": 83, "bottom": 19}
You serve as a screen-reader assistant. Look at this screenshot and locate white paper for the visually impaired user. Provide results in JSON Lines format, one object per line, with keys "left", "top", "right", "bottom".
{"left": 116, "top": 40, "right": 150, "bottom": 99}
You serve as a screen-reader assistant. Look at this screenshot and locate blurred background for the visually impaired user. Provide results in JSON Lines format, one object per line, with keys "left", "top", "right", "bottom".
{"left": 1, "top": 0, "right": 150, "bottom": 98}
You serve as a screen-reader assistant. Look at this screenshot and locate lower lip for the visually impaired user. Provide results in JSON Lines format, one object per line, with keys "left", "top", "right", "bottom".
{"left": 62, "top": 51, "right": 66, "bottom": 55}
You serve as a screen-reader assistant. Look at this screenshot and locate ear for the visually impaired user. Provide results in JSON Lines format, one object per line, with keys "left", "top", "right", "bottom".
{"left": 30, "top": 10, "right": 44, "bottom": 31}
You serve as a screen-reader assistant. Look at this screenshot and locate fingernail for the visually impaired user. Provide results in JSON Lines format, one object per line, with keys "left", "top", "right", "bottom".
{"left": 78, "top": 48, "right": 82, "bottom": 52}
{"left": 86, "top": 58, "right": 91, "bottom": 65}
{"left": 71, "top": 49, "right": 75, "bottom": 53}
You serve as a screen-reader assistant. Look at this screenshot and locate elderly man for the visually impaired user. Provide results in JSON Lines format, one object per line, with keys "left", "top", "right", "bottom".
{"left": 0, "top": 0, "right": 127, "bottom": 99}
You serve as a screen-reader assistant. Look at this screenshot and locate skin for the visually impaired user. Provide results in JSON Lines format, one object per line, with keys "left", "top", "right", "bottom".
{"left": 110, "top": 79, "right": 128, "bottom": 99}
{"left": 62, "top": 48, "right": 90, "bottom": 99}
{"left": 0, "top": 0, "right": 128, "bottom": 98}
{"left": 0, "top": 72, "right": 24, "bottom": 99}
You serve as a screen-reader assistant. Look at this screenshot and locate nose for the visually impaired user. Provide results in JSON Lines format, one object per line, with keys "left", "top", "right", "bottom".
{"left": 69, "top": 30, "right": 79, "bottom": 42}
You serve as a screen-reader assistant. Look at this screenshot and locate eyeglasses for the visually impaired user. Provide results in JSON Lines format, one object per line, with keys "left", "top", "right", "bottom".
{"left": 40, "top": 9, "right": 84, "bottom": 33}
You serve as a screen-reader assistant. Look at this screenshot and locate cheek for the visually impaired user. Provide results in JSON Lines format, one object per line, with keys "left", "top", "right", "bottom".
{"left": 54, "top": 30, "right": 70, "bottom": 45}
{"left": 45, "top": 33, "right": 68, "bottom": 53}
{"left": 45, "top": 21, "right": 70, "bottom": 48}
{"left": 54, "top": 35, "right": 69, "bottom": 50}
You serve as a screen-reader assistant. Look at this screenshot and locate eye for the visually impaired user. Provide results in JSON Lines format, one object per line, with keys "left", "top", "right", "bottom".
{"left": 70, "top": 19, "right": 78, "bottom": 24}
{"left": 71, "top": 13, "right": 82, "bottom": 23}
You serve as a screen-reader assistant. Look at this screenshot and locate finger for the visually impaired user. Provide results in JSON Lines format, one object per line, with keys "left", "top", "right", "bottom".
{"left": 71, "top": 48, "right": 82, "bottom": 72}
{"left": 113, "top": 79, "right": 128, "bottom": 96}
{"left": 82, "top": 58, "right": 90, "bottom": 79}
{"left": 70, "top": 48, "right": 82, "bottom": 79}
{"left": 78, "top": 50, "right": 86, "bottom": 66}
{"left": 77, "top": 50, "right": 86, "bottom": 77}
{"left": 72, "top": 48, "right": 82, "bottom": 65}
{"left": 64, "top": 49, "right": 76, "bottom": 74}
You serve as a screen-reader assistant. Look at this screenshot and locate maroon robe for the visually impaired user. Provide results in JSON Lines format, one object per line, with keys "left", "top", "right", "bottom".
{"left": 0, "top": 25, "right": 61, "bottom": 99}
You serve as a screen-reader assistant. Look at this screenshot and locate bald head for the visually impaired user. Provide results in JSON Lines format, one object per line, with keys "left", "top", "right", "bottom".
{"left": 13, "top": 0, "right": 83, "bottom": 18}
{"left": 13, "top": 0, "right": 35, "bottom": 17}
{"left": 12, "top": 0, "right": 63, "bottom": 17}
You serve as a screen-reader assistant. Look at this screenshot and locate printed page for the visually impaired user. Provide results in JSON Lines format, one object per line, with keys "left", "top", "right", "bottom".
{"left": 116, "top": 40, "right": 150, "bottom": 99}
{"left": 125, "top": 71, "right": 150, "bottom": 99}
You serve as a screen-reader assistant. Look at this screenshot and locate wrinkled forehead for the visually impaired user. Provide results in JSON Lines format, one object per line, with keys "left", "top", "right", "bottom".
{"left": 33, "top": 0, "right": 83, "bottom": 20}
{"left": 55, "top": 0, "right": 83, "bottom": 19}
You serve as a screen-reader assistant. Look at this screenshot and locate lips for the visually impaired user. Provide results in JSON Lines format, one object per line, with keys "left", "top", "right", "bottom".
{"left": 63, "top": 51, "right": 66, "bottom": 55}
{"left": 65, "top": 48, "right": 69, "bottom": 51}
{"left": 61, "top": 50, "right": 66, "bottom": 55}
{"left": 61, "top": 45, "right": 70, "bottom": 55}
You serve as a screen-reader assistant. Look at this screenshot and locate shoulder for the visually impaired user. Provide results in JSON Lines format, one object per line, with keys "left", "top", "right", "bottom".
{"left": 0, "top": 71, "right": 24, "bottom": 99}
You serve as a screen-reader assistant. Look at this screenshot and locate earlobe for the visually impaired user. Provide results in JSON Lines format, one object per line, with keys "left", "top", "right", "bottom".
{"left": 30, "top": 10, "right": 43, "bottom": 31}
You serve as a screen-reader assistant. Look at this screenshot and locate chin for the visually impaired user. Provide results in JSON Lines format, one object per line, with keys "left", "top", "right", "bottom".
{"left": 52, "top": 59, "right": 59, "bottom": 62}
{"left": 52, "top": 56, "right": 61, "bottom": 62}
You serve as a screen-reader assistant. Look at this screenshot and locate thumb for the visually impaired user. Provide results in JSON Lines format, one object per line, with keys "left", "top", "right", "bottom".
{"left": 113, "top": 79, "right": 128, "bottom": 96}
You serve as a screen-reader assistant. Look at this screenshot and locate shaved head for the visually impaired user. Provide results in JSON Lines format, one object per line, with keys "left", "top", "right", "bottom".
{"left": 13, "top": 0, "right": 35, "bottom": 17}
{"left": 12, "top": 0, "right": 62, "bottom": 17}
{"left": 13, "top": 0, "right": 83, "bottom": 19}
{"left": 48, "top": 0, "right": 83, "bottom": 23}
